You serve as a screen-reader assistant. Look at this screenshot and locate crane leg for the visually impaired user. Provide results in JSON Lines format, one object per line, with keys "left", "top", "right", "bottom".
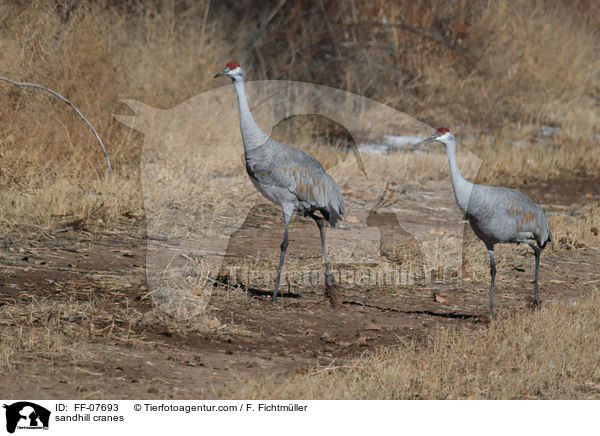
{"left": 487, "top": 248, "right": 496, "bottom": 319}
{"left": 524, "top": 241, "right": 541, "bottom": 306}
{"left": 310, "top": 213, "right": 334, "bottom": 287}
{"left": 273, "top": 213, "right": 291, "bottom": 302}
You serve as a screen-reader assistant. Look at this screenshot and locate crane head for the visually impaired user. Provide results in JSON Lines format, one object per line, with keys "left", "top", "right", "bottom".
{"left": 413, "top": 126, "right": 455, "bottom": 148}
{"left": 213, "top": 61, "right": 244, "bottom": 81}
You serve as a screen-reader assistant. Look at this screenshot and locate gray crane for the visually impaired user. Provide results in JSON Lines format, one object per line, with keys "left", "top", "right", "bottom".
{"left": 415, "top": 127, "right": 553, "bottom": 318}
{"left": 214, "top": 62, "right": 345, "bottom": 303}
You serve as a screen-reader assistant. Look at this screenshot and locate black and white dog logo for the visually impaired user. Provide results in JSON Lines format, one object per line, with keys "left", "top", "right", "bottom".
{"left": 3, "top": 402, "right": 50, "bottom": 433}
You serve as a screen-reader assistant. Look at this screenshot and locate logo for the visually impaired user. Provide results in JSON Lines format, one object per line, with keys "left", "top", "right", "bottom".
{"left": 114, "top": 81, "right": 483, "bottom": 319}
{"left": 3, "top": 402, "right": 50, "bottom": 433}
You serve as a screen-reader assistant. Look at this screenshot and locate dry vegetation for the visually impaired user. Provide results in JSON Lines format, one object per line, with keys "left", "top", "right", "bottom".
{"left": 0, "top": 0, "right": 599, "bottom": 399}
{"left": 0, "top": 0, "right": 598, "bottom": 231}
{"left": 222, "top": 291, "right": 600, "bottom": 399}
{"left": 0, "top": 291, "right": 235, "bottom": 372}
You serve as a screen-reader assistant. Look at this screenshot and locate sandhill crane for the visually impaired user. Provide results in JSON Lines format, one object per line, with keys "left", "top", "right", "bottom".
{"left": 415, "top": 127, "right": 553, "bottom": 318}
{"left": 217, "top": 115, "right": 358, "bottom": 287}
{"left": 214, "top": 61, "right": 345, "bottom": 303}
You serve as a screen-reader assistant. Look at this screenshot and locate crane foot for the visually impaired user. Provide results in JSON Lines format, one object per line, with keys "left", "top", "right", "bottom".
{"left": 325, "top": 275, "right": 340, "bottom": 308}
{"left": 478, "top": 313, "right": 492, "bottom": 325}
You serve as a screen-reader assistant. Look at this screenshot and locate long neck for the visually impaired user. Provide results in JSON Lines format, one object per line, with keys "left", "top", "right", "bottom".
{"left": 232, "top": 78, "right": 269, "bottom": 151}
{"left": 445, "top": 141, "right": 473, "bottom": 213}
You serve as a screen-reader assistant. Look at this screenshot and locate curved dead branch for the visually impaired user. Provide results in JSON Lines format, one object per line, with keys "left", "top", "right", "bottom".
{"left": 0, "top": 76, "right": 112, "bottom": 178}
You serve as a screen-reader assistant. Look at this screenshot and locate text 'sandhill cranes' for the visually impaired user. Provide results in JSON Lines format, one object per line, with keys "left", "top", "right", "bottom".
{"left": 415, "top": 127, "right": 553, "bottom": 319}
{"left": 214, "top": 62, "right": 345, "bottom": 304}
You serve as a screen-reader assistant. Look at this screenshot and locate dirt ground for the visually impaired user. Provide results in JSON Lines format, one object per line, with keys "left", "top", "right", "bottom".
{"left": 0, "top": 177, "right": 598, "bottom": 399}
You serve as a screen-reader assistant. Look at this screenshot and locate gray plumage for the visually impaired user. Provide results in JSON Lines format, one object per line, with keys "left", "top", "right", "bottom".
{"left": 417, "top": 127, "right": 553, "bottom": 318}
{"left": 466, "top": 184, "right": 552, "bottom": 249}
{"left": 244, "top": 137, "right": 345, "bottom": 227}
{"left": 214, "top": 62, "right": 345, "bottom": 302}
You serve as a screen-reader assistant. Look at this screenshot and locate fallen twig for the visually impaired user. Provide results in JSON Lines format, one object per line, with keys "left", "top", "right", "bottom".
{"left": 0, "top": 75, "right": 112, "bottom": 178}
{"left": 51, "top": 226, "right": 73, "bottom": 235}
{"left": 309, "top": 365, "right": 349, "bottom": 377}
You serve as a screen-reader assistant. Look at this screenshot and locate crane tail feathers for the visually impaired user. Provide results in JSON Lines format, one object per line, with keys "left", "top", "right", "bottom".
{"left": 540, "top": 217, "right": 553, "bottom": 250}
{"left": 326, "top": 208, "right": 341, "bottom": 228}
{"left": 548, "top": 226, "right": 554, "bottom": 250}
{"left": 324, "top": 174, "right": 345, "bottom": 228}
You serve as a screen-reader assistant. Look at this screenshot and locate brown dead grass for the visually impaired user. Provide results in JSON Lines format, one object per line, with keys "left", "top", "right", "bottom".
{"left": 253, "top": 0, "right": 600, "bottom": 132}
{"left": 220, "top": 291, "right": 600, "bottom": 399}
{"left": 0, "top": 0, "right": 598, "bottom": 236}
{"left": 0, "top": 0, "right": 230, "bottom": 233}
{"left": 0, "top": 295, "right": 231, "bottom": 370}
{"left": 550, "top": 204, "right": 600, "bottom": 250}
{"left": 0, "top": 0, "right": 599, "bottom": 399}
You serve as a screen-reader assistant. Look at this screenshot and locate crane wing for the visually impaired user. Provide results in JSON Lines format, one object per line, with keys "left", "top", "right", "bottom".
{"left": 245, "top": 139, "right": 345, "bottom": 225}
{"left": 501, "top": 189, "right": 542, "bottom": 231}
{"left": 482, "top": 186, "right": 552, "bottom": 247}
{"left": 280, "top": 164, "right": 345, "bottom": 226}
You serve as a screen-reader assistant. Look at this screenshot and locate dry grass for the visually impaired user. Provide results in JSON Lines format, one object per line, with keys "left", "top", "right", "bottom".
{"left": 252, "top": 0, "right": 600, "bottom": 132}
{"left": 550, "top": 204, "right": 600, "bottom": 250}
{"left": 220, "top": 291, "right": 600, "bottom": 399}
{"left": 0, "top": 0, "right": 598, "bottom": 236}
{"left": 0, "top": 0, "right": 228, "bottom": 234}
{"left": 0, "top": 294, "right": 232, "bottom": 370}
{"left": 0, "top": 0, "right": 599, "bottom": 399}
{"left": 0, "top": 296, "right": 140, "bottom": 370}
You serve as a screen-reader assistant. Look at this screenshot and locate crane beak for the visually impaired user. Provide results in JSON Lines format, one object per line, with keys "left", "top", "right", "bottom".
{"left": 213, "top": 67, "right": 230, "bottom": 78}
{"left": 412, "top": 133, "right": 440, "bottom": 148}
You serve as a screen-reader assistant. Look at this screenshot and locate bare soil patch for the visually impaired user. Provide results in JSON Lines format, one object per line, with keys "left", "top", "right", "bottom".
{"left": 0, "top": 179, "right": 598, "bottom": 399}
